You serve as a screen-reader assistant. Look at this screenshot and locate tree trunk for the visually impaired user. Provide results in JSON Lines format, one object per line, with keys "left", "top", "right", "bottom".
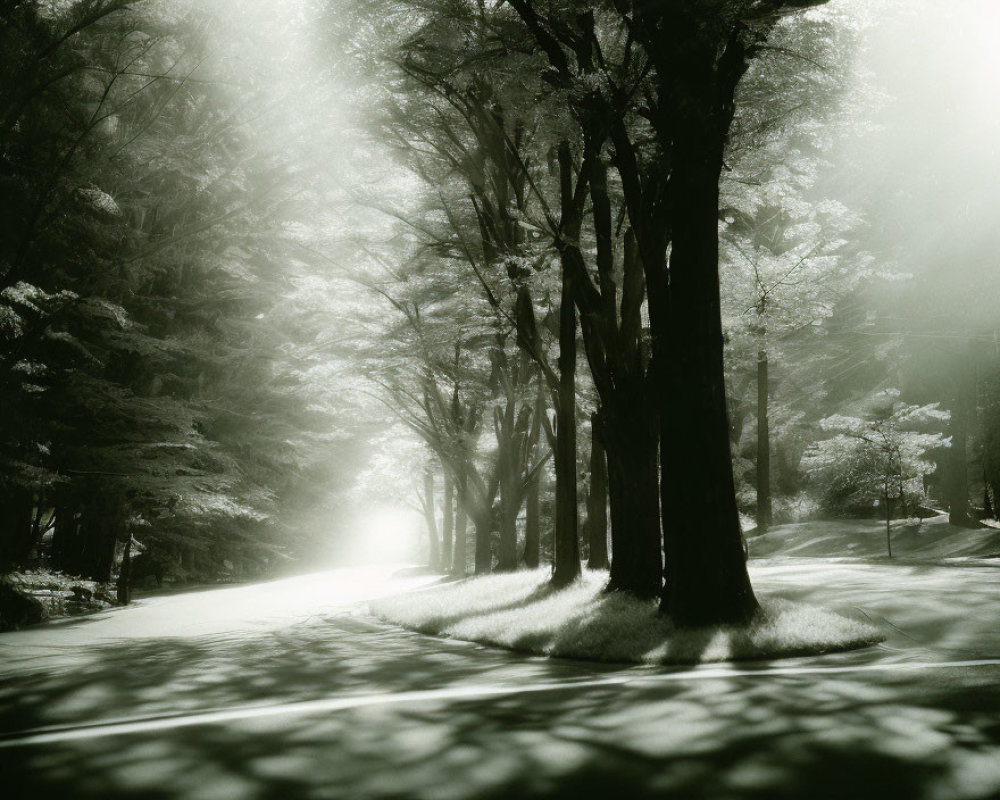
{"left": 117, "top": 536, "right": 134, "bottom": 605}
{"left": 551, "top": 142, "right": 581, "bottom": 588}
{"left": 523, "top": 381, "right": 545, "bottom": 569}
{"left": 496, "top": 403, "right": 521, "bottom": 573}
{"left": 451, "top": 480, "right": 468, "bottom": 575}
{"left": 524, "top": 468, "right": 541, "bottom": 569}
{"left": 473, "top": 505, "right": 492, "bottom": 575}
{"left": 454, "top": 463, "right": 495, "bottom": 576}
{"left": 984, "top": 470, "right": 997, "bottom": 521}
{"left": 884, "top": 486, "right": 892, "bottom": 558}
{"left": 76, "top": 493, "right": 124, "bottom": 582}
{"left": 574, "top": 160, "right": 661, "bottom": 596}
{"left": 0, "top": 486, "right": 34, "bottom": 566}
{"left": 552, "top": 248, "right": 580, "bottom": 586}
{"left": 497, "top": 486, "right": 519, "bottom": 571}
{"left": 657, "top": 73, "right": 758, "bottom": 626}
{"left": 945, "top": 354, "right": 975, "bottom": 527}
{"left": 422, "top": 469, "right": 441, "bottom": 570}
{"left": 756, "top": 345, "right": 772, "bottom": 531}
{"left": 29, "top": 482, "right": 46, "bottom": 561}
{"left": 441, "top": 471, "right": 454, "bottom": 570}
{"left": 586, "top": 412, "right": 609, "bottom": 570}
{"left": 604, "top": 402, "right": 662, "bottom": 597}
{"left": 51, "top": 503, "right": 80, "bottom": 574}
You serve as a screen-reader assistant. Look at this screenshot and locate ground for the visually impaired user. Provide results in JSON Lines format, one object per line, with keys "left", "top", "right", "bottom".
{"left": 747, "top": 514, "right": 1000, "bottom": 560}
{"left": 0, "top": 549, "right": 998, "bottom": 799}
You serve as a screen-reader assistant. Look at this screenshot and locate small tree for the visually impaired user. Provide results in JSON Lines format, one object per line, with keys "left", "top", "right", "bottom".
{"left": 803, "top": 390, "right": 949, "bottom": 557}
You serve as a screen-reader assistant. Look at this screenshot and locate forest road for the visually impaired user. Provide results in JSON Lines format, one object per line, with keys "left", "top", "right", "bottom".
{"left": 1, "top": 559, "right": 998, "bottom": 800}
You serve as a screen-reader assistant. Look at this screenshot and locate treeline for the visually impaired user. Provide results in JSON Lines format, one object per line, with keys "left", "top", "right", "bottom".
{"left": 0, "top": 0, "right": 338, "bottom": 589}
{"left": 348, "top": 0, "right": 998, "bottom": 625}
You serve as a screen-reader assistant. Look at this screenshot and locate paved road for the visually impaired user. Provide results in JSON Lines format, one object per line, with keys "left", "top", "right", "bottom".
{"left": 1, "top": 559, "right": 998, "bottom": 800}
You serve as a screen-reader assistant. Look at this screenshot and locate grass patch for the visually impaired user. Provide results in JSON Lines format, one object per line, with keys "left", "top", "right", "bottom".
{"left": 369, "top": 569, "right": 884, "bottom": 664}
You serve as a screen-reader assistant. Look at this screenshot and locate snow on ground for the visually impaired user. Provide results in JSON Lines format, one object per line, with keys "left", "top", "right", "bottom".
{"left": 369, "top": 569, "right": 882, "bottom": 665}
{"left": 747, "top": 514, "right": 1000, "bottom": 560}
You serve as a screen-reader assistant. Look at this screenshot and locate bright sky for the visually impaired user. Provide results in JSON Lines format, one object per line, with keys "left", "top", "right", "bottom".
{"left": 833, "top": 0, "right": 1000, "bottom": 296}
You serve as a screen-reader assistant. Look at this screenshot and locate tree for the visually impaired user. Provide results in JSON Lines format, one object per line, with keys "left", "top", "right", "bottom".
{"left": 719, "top": 6, "right": 871, "bottom": 532}
{"left": 803, "top": 390, "right": 950, "bottom": 556}
{"left": 346, "top": 0, "right": 569, "bottom": 579}
{"left": 503, "top": 0, "right": 833, "bottom": 623}
{"left": 1, "top": 0, "right": 362, "bottom": 585}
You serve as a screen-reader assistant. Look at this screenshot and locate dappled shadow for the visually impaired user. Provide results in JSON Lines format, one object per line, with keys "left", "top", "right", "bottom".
{"left": 2, "top": 561, "right": 999, "bottom": 799}
{"left": 379, "top": 573, "right": 880, "bottom": 667}
{"left": 0, "top": 612, "right": 619, "bottom": 737}
{"left": 3, "top": 629, "right": 999, "bottom": 799}
{"left": 751, "top": 560, "right": 1000, "bottom": 657}
{"left": 542, "top": 594, "right": 717, "bottom": 666}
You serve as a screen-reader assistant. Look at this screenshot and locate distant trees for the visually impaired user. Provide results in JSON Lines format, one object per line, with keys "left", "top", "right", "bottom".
{"left": 718, "top": 4, "right": 869, "bottom": 533}
{"left": 0, "top": 1, "right": 352, "bottom": 589}
{"left": 982, "top": 362, "right": 1000, "bottom": 522}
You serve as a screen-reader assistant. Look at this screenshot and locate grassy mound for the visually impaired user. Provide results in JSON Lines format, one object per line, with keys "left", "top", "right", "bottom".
{"left": 369, "top": 569, "right": 883, "bottom": 665}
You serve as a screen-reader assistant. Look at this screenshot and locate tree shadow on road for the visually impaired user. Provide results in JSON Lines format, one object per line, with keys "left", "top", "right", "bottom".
{"left": 1, "top": 609, "right": 999, "bottom": 800}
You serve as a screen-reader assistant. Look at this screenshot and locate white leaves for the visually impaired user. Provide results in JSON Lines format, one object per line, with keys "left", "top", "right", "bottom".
{"left": 78, "top": 187, "right": 122, "bottom": 219}
{"left": 81, "top": 298, "right": 131, "bottom": 330}
{"left": 1, "top": 282, "right": 78, "bottom": 315}
{"left": 12, "top": 360, "right": 47, "bottom": 376}
{"left": 0, "top": 304, "right": 24, "bottom": 339}
{"left": 805, "top": 389, "right": 951, "bottom": 507}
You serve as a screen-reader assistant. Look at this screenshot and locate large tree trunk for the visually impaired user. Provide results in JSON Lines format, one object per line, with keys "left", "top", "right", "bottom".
{"left": 552, "top": 249, "right": 581, "bottom": 586}
{"left": 657, "top": 66, "right": 758, "bottom": 626}
{"left": 422, "top": 469, "right": 441, "bottom": 570}
{"left": 441, "top": 471, "right": 454, "bottom": 570}
{"left": 756, "top": 345, "right": 772, "bottom": 531}
{"left": 586, "top": 411, "right": 609, "bottom": 570}
{"left": 551, "top": 142, "right": 581, "bottom": 588}
{"left": 604, "top": 401, "right": 662, "bottom": 598}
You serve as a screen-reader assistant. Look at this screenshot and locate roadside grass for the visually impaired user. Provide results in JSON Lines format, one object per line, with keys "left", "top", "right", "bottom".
{"left": 369, "top": 569, "right": 883, "bottom": 665}
{"left": 747, "top": 514, "right": 1000, "bottom": 560}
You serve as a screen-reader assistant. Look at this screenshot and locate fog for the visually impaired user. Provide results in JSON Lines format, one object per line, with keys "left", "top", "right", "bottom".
{"left": 2, "top": 0, "right": 999, "bottom": 582}
{"left": 3, "top": 4, "right": 1000, "bottom": 799}
{"left": 132, "top": 0, "right": 1000, "bottom": 563}
{"left": 830, "top": 0, "right": 1000, "bottom": 329}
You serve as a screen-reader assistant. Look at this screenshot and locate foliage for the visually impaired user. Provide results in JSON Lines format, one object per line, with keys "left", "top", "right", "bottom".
{"left": 803, "top": 390, "right": 949, "bottom": 517}
{"left": 0, "top": 0, "right": 356, "bottom": 584}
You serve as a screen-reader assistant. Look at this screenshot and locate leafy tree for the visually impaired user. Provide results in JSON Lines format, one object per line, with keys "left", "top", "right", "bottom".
{"left": 803, "top": 389, "right": 949, "bottom": 555}
{"left": 1, "top": 0, "right": 360, "bottom": 588}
